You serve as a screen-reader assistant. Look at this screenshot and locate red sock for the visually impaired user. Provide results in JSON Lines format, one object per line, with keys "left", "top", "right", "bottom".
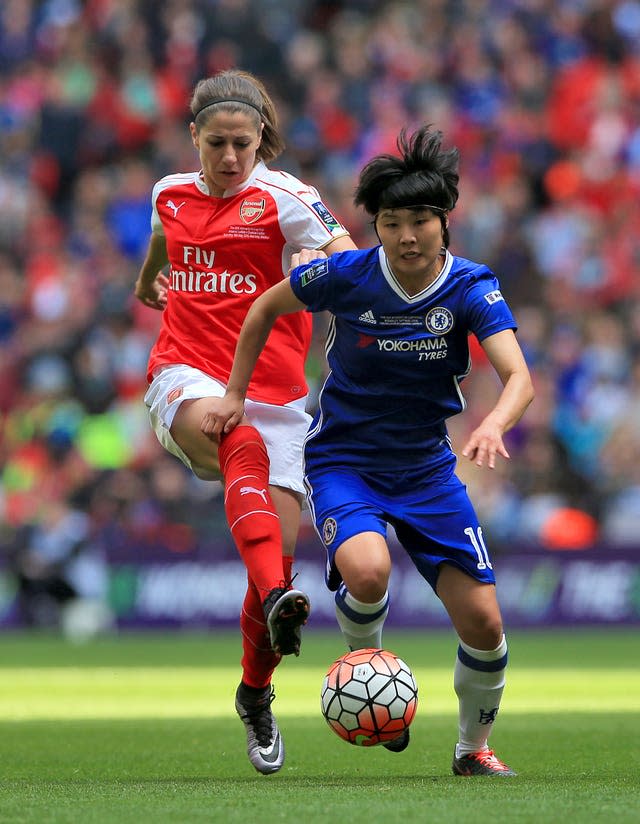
{"left": 240, "top": 559, "right": 296, "bottom": 689}
{"left": 282, "top": 554, "right": 293, "bottom": 584}
{"left": 240, "top": 577, "right": 280, "bottom": 688}
{"left": 218, "top": 425, "right": 284, "bottom": 598}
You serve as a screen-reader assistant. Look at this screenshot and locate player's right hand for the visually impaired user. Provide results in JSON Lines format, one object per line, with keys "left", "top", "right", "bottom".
{"left": 289, "top": 247, "right": 328, "bottom": 273}
{"left": 200, "top": 395, "right": 245, "bottom": 439}
{"left": 134, "top": 272, "right": 169, "bottom": 310}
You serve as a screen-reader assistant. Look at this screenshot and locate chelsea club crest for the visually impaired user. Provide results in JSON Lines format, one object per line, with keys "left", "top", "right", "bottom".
{"left": 425, "top": 306, "right": 454, "bottom": 334}
{"left": 322, "top": 517, "right": 337, "bottom": 545}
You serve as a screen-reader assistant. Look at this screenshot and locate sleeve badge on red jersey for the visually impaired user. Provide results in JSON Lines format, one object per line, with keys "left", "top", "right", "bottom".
{"left": 312, "top": 201, "right": 341, "bottom": 231}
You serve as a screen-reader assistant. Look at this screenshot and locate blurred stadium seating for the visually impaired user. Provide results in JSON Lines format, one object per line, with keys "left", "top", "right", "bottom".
{"left": 1, "top": 0, "right": 640, "bottom": 630}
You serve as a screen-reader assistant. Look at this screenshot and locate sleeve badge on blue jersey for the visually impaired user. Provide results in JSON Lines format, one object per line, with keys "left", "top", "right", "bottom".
{"left": 425, "top": 306, "right": 454, "bottom": 334}
{"left": 484, "top": 290, "right": 504, "bottom": 304}
{"left": 312, "top": 200, "right": 342, "bottom": 231}
{"left": 299, "top": 258, "right": 329, "bottom": 286}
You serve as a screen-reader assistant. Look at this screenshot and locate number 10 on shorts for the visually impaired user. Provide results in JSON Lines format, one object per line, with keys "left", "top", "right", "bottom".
{"left": 464, "top": 526, "right": 493, "bottom": 570}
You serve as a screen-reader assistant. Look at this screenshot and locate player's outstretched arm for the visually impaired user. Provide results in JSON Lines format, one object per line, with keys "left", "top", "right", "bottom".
{"left": 200, "top": 277, "right": 307, "bottom": 439}
{"left": 462, "top": 329, "right": 534, "bottom": 468}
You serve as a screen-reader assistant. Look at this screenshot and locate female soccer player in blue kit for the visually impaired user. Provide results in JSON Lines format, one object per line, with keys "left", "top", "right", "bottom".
{"left": 202, "top": 125, "right": 535, "bottom": 776}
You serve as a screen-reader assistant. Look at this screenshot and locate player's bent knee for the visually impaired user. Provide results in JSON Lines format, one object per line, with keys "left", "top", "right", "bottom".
{"left": 459, "top": 615, "right": 504, "bottom": 650}
{"left": 344, "top": 568, "right": 389, "bottom": 603}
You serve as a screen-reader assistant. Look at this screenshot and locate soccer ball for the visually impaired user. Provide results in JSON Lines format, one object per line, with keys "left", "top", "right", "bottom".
{"left": 320, "top": 648, "right": 418, "bottom": 746}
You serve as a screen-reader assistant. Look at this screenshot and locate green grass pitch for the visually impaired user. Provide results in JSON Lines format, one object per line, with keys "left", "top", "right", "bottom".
{"left": 0, "top": 628, "right": 638, "bottom": 823}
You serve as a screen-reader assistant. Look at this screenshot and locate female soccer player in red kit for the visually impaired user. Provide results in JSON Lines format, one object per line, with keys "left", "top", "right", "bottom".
{"left": 134, "top": 69, "right": 356, "bottom": 774}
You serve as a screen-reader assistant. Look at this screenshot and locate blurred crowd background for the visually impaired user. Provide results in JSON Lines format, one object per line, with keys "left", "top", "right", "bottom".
{"left": 1, "top": 0, "right": 640, "bottom": 630}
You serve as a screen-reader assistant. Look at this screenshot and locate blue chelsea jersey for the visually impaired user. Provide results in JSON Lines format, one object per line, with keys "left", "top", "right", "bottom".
{"left": 289, "top": 246, "right": 517, "bottom": 474}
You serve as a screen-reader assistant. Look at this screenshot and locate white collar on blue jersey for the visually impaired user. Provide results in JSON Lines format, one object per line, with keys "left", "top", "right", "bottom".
{"left": 379, "top": 247, "right": 453, "bottom": 302}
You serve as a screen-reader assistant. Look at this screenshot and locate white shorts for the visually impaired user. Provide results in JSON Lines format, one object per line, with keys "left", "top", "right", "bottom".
{"left": 144, "top": 364, "right": 312, "bottom": 495}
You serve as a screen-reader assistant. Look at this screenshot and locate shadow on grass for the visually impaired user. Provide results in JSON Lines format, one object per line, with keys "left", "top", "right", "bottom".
{"left": 1, "top": 713, "right": 639, "bottom": 786}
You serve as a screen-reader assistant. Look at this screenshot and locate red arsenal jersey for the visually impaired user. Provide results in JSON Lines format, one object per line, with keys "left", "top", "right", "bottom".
{"left": 147, "top": 161, "right": 349, "bottom": 405}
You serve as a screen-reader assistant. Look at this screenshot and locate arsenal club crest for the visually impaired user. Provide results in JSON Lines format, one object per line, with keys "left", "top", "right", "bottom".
{"left": 240, "top": 198, "right": 265, "bottom": 224}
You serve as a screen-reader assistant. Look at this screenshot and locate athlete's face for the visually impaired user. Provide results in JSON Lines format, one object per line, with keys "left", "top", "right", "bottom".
{"left": 375, "top": 207, "right": 446, "bottom": 285}
{"left": 191, "top": 110, "right": 263, "bottom": 196}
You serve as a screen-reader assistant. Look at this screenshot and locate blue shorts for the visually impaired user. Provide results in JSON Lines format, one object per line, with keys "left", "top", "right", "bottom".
{"left": 304, "top": 465, "right": 496, "bottom": 593}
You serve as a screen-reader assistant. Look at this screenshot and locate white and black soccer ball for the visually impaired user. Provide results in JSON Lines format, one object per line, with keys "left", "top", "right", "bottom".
{"left": 320, "top": 648, "right": 418, "bottom": 746}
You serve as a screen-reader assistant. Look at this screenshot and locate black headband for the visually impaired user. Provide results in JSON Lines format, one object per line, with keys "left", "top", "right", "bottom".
{"left": 194, "top": 98, "right": 263, "bottom": 120}
{"left": 375, "top": 204, "right": 448, "bottom": 219}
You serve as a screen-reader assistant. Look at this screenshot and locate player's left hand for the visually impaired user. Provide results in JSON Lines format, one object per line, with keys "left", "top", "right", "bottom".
{"left": 461, "top": 419, "right": 510, "bottom": 469}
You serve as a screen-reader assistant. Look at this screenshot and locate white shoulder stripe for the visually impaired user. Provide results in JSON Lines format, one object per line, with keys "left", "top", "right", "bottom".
{"left": 157, "top": 172, "right": 199, "bottom": 186}
{"left": 151, "top": 173, "right": 199, "bottom": 228}
{"left": 152, "top": 172, "right": 199, "bottom": 199}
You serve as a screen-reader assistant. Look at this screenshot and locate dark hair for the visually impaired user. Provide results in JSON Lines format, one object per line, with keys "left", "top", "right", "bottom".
{"left": 354, "top": 126, "right": 459, "bottom": 246}
{"left": 190, "top": 69, "right": 285, "bottom": 163}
